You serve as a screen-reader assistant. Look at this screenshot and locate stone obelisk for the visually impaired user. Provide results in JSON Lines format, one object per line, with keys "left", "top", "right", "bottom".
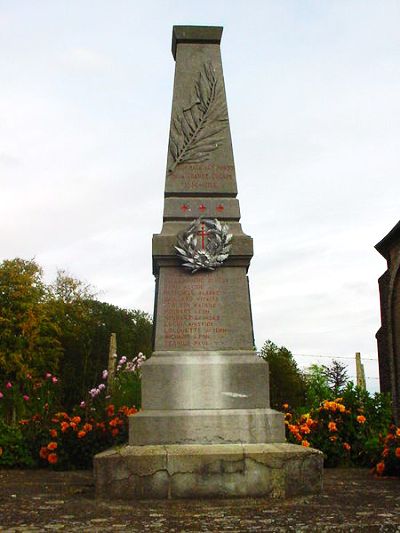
{"left": 95, "top": 26, "right": 323, "bottom": 499}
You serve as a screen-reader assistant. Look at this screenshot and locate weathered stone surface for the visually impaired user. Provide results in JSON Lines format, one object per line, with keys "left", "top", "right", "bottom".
{"left": 94, "top": 25, "right": 324, "bottom": 500}
{"left": 375, "top": 219, "right": 400, "bottom": 424}
{"left": 129, "top": 408, "right": 284, "bottom": 445}
{"left": 94, "top": 443, "right": 323, "bottom": 500}
{"left": 140, "top": 353, "right": 269, "bottom": 409}
{"left": 163, "top": 197, "right": 240, "bottom": 221}
{"left": 153, "top": 267, "right": 254, "bottom": 352}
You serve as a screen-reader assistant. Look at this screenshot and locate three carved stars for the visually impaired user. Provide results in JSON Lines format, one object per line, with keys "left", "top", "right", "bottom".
{"left": 179, "top": 203, "right": 225, "bottom": 214}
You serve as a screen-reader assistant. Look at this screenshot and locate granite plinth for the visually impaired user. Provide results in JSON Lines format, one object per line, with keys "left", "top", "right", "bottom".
{"left": 94, "top": 443, "right": 323, "bottom": 499}
{"left": 141, "top": 352, "right": 269, "bottom": 410}
{"left": 129, "top": 408, "right": 284, "bottom": 446}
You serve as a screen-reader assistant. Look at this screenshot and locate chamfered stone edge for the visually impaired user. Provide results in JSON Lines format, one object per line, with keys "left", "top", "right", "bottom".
{"left": 94, "top": 443, "right": 323, "bottom": 499}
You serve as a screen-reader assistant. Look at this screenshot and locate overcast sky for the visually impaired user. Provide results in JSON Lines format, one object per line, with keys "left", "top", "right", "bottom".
{"left": 1, "top": 1, "right": 399, "bottom": 391}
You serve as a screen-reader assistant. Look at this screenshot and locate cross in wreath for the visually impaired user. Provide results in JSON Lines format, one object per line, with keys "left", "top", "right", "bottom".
{"left": 196, "top": 222, "right": 211, "bottom": 250}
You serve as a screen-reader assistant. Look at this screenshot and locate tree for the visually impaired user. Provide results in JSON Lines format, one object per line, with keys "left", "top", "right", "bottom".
{"left": 304, "top": 364, "right": 332, "bottom": 408}
{"left": 48, "top": 271, "right": 153, "bottom": 409}
{"left": 259, "top": 340, "right": 306, "bottom": 409}
{"left": 322, "top": 360, "right": 349, "bottom": 396}
{"left": 0, "top": 258, "right": 62, "bottom": 381}
{"left": 0, "top": 261, "right": 153, "bottom": 409}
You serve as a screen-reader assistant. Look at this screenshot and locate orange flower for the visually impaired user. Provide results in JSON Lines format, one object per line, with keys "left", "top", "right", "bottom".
{"left": 282, "top": 403, "right": 289, "bottom": 410}
{"left": 295, "top": 433, "right": 302, "bottom": 442}
{"left": 357, "top": 415, "right": 366, "bottom": 424}
{"left": 69, "top": 422, "right": 77, "bottom": 430}
{"left": 328, "top": 422, "right": 337, "bottom": 432}
{"left": 39, "top": 446, "right": 49, "bottom": 459}
{"left": 337, "top": 404, "right": 346, "bottom": 413}
{"left": 77, "top": 430, "right": 86, "bottom": 439}
{"left": 109, "top": 417, "right": 120, "bottom": 428}
{"left": 382, "top": 447, "right": 390, "bottom": 457}
{"left": 106, "top": 404, "right": 115, "bottom": 417}
{"left": 19, "top": 419, "right": 29, "bottom": 425}
{"left": 301, "top": 440, "right": 310, "bottom": 447}
{"left": 329, "top": 436, "right": 337, "bottom": 442}
{"left": 343, "top": 442, "right": 351, "bottom": 451}
{"left": 83, "top": 423, "right": 92, "bottom": 432}
{"left": 111, "top": 428, "right": 119, "bottom": 437}
{"left": 395, "top": 448, "right": 400, "bottom": 459}
{"left": 127, "top": 407, "right": 138, "bottom": 416}
{"left": 48, "top": 453, "right": 58, "bottom": 464}
{"left": 300, "top": 424, "right": 311, "bottom": 434}
{"left": 0, "top": 447, "right": 3, "bottom": 457}
{"left": 396, "top": 428, "right": 400, "bottom": 437}
{"left": 376, "top": 461, "right": 385, "bottom": 475}
{"left": 306, "top": 417, "right": 314, "bottom": 427}
{"left": 55, "top": 412, "right": 69, "bottom": 420}
{"left": 60, "top": 422, "right": 69, "bottom": 432}
{"left": 71, "top": 416, "right": 81, "bottom": 424}
{"left": 47, "top": 441, "right": 57, "bottom": 451}
{"left": 49, "top": 429, "right": 58, "bottom": 438}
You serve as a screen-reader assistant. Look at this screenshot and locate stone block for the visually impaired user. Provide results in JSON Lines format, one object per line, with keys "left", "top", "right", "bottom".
{"left": 129, "top": 408, "right": 285, "bottom": 445}
{"left": 94, "top": 443, "right": 323, "bottom": 500}
{"left": 141, "top": 352, "right": 269, "bottom": 410}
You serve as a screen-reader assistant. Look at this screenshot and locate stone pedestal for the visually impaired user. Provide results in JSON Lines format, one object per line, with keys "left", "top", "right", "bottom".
{"left": 95, "top": 443, "right": 323, "bottom": 499}
{"left": 94, "top": 25, "right": 323, "bottom": 499}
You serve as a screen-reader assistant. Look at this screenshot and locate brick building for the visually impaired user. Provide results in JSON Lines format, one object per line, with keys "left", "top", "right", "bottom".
{"left": 375, "top": 220, "right": 400, "bottom": 424}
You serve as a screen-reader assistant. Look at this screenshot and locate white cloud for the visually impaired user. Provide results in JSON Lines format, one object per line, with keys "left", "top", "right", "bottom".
{"left": 61, "top": 47, "right": 111, "bottom": 73}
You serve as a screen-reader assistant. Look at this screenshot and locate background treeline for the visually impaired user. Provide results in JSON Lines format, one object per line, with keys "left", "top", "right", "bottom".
{"left": 0, "top": 258, "right": 152, "bottom": 410}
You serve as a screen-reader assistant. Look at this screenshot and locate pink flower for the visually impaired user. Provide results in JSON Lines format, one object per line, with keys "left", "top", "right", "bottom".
{"left": 45, "top": 373, "right": 52, "bottom": 379}
{"left": 6, "top": 382, "right": 12, "bottom": 389}
{"left": 26, "top": 373, "right": 32, "bottom": 380}
{"left": 102, "top": 370, "right": 108, "bottom": 380}
{"left": 23, "top": 395, "right": 29, "bottom": 401}
{"left": 52, "top": 376, "right": 58, "bottom": 383}
{"left": 80, "top": 401, "right": 86, "bottom": 408}
{"left": 0, "top": 392, "right": 3, "bottom": 399}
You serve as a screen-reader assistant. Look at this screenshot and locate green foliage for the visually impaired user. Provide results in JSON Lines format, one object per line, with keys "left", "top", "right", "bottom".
{"left": 0, "top": 258, "right": 62, "bottom": 382}
{"left": 48, "top": 271, "right": 152, "bottom": 409}
{"left": 0, "top": 261, "right": 153, "bottom": 411}
{"left": 0, "top": 419, "right": 35, "bottom": 467}
{"left": 375, "top": 423, "right": 400, "bottom": 477}
{"left": 285, "top": 384, "right": 393, "bottom": 468}
{"left": 322, "top": 360, "right": 349, "bottom": 396}
{"left": 0, "top": 373, "right": 61, "bottom": 425}
{"left": 304, "top": 364, "right": 333, "bottom": 409}
{"left": 259, "top": 340, "right": 306, "bottom": 409}
{"left": 0, "top": 352, "right": 142, "bottom": 469}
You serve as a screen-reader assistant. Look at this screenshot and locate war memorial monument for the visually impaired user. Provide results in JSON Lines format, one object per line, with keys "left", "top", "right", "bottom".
{"left": 94, "top": 25, "right": 323, "bottom": 499}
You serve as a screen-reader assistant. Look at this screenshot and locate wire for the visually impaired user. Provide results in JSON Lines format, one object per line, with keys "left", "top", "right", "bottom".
{"left": 293, "top": 354, "right": 377, "bottom": 361}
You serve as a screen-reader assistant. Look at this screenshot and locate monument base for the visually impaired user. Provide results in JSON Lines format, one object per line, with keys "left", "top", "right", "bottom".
{"left": 94, "top": 443, "right": 323, "bottom": 499}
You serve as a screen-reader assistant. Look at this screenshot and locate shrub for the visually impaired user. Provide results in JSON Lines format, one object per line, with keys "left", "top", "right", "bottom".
{"left": 22, "top": 405, "right": 137, "bottom": 470}
{"left": 284, "top": 384, "right": 392, "bottom": 467}
{"left": 374, "top": 424, "right": 400, "bottom": 477}
{"left": 0, "top": 419, "right": 35, "bottom": 467}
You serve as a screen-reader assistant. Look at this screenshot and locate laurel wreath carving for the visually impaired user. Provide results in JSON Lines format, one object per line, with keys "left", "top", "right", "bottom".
{"left": 168, "top": 62, "right": 228, "bottom": 172}
{"left": 175, "top": 218, "right": 233, "bottom": 273}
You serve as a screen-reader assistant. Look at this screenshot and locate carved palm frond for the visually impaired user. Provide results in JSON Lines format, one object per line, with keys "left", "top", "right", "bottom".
{"left": 168, "top": 63, "right": 228, "bottom": 172}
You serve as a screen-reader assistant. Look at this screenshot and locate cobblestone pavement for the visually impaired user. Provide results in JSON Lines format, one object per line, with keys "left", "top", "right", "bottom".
{"left": 0, "top": 468, "right": 400, "bottom": 532}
